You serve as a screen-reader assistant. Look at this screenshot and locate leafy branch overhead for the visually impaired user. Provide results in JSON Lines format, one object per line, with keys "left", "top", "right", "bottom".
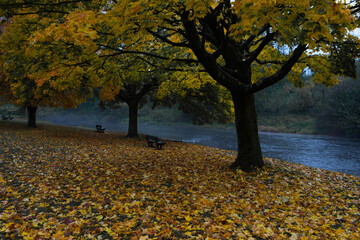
{"left": 112, "top": 0, "right": 358, "bottom": 89}
{"left": 1, "top": 1, "right": 359, "bottom": 97}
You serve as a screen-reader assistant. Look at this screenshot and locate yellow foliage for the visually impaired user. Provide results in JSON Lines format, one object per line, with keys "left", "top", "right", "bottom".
{"left": 100, "top": 79, "right": 121, "bottom": 101}
{"left": 1, "top": 0, "right": 359, "bottom": 120}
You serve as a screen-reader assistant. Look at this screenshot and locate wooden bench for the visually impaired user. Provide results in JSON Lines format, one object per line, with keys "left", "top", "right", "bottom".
{"left": 96, "top": 125, "right": 106, "bottom": 133}
{"left": 146, "top": 135, "right": 166, "bottom": 150}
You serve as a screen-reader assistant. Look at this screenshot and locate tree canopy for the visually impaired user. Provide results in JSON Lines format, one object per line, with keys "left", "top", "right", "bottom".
{"left": 1, "top": 2, "right": 230, "bottom": 134}
{"left": 0, "top": 12, "right": 100, "bottom": 127}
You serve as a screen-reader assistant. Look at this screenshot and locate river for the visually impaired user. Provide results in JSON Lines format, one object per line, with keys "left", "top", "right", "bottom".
{"left": 49, "top": 118, "right": 360, "bottom": 177}
{"left": 135, "top": 123, "right": 360, "bottom": 177}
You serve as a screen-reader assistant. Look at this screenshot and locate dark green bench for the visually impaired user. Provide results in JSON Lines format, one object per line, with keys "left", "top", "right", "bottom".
{"left": 96, "top": 125, "right": 105, "bottom": 133}
{"left": 146, "top": 135, "right": 166, "bottom": 150}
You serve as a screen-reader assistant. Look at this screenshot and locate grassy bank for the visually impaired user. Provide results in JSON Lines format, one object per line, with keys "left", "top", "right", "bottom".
{"left": 0, "top": 121, "right": 359, "bottom": 239}
{"left": 257, "top": 114, "right": 316, "bottom": 135}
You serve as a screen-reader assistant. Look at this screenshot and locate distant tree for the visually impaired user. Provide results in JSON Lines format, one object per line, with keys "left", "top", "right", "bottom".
{"left": 99, "top": 79, "right": 159, "bottom": 137}
{"left": 0, "top": 13, "right": 98, "bottom": 127}
{"left": 328, "top": 39, "right": 360, "bottom": 79}
{"left": 316, "top": 78, "right": 360, "bottom": 137}
{"left": 97, "top": 50, "right": 234, "bottom": 137}
{"left": 98, "top": 55, "right": 162, "bottom": 137}
{"left": 0, "top": 1, "right": 112, "bottom": 127}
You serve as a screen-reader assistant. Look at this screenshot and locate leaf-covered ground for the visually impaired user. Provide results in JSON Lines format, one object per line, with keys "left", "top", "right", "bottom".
{"left": 0, "top": 122, "right": 359, "bottom": 240}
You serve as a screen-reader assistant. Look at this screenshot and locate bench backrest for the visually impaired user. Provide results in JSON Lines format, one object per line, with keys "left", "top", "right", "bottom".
{"left": 146, "top": 135, "right": 159, "bottom": 142}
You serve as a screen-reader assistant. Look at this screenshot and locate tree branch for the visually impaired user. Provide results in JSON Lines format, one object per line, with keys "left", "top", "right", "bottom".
{"left": 180, "top": 10, "right": 240, "bottom": 90}
{"left": 239, "top": 24, "right": 271, "bottom": 51}
{"left": 245, "top": 44, "right": 307, "bottom": 94}
{"left": 245, "top": 31, "right": 278, "bottom": 64}
{"left": 147, "top": 28, "right": 189, "bottom": 47}
{"left": 12, "top": 10, "right": 69, "bottom": 15}
{"left": 0, "top": 0, "right": 90, "bottom": 8}
{"left": 136, "top": 79, "right": 160, "bottom": 99}
{"left": 98, "top": 46, "right": 199, "bottom": 65}
{"left": 255, "top": 59, "right": 283, "bottom": 65}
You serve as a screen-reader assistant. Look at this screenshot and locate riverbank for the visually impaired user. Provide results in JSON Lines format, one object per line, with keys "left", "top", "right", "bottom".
{"left": 258, "top": 114, "right": 316, "bottom": 135}
{"left": 5, "top": 117, "right": 360, "bottom": 176}
{"left": 1, "top": 121, "right": 359, "bottom": 239}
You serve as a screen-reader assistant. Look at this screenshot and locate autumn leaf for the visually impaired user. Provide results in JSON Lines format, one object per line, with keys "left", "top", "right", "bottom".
{"left": 0, "top": 121, "right": 359, "bottom": 239}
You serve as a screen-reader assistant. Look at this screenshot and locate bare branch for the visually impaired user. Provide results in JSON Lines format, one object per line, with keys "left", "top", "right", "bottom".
{"left": 255, "top": 59, "right": 283, "bottom": 65}
{"left": 11, "top": 10, "right": 69, "bottom": 15}
{"left": 245, "top": 31, "right": 278, "bottom": 64}
{"left": 147, "top": 28, "right": 189, "bottom": 47}
{"left": 349, "top": 4, "right": 360, "bottom": 14}
{"left": 98, "top": 45, "right": 199, "bottom": 65}
{"left": 245, "top": 44, "right": 307, "bottom": 94}
{"left": 0, "top": 0, "right": 90, "bottom": 8}
{"left": 239, "top": 24, "right": 271, "bottom": 51}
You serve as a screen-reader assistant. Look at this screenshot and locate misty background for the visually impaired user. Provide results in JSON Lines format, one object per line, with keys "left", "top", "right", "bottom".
{"left": 1, "top": 72, "right": 360, "bottom": 138}
{"left": 2, "top": 73, "right": 360, "bottom": 176}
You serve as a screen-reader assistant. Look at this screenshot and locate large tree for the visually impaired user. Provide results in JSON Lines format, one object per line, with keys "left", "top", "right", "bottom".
{"left": 98, "top": 55, "right": 163, "bottom": 137}
{"left": 94, "top": 0, "right": 358, "bottom": 171}
{"left": 0, "top": 5, "right": 100, "bottom": 127}
{"left": 0, "top": 1, "right": 112, "bottom": 127}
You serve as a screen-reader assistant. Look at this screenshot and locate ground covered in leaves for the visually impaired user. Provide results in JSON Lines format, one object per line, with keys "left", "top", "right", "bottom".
{"left": 0, "top": 122, "right": 360, "bottom": 240}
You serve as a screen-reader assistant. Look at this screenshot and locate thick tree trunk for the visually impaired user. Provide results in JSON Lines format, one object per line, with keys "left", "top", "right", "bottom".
{"left": 127, "top": 101, "right": 139, "bottom": 137}
{"left": 230, "top": 93, "right": 264, "bottom": 171}
{"left": 26, "top": 105, "right": 37, "bottom": 128}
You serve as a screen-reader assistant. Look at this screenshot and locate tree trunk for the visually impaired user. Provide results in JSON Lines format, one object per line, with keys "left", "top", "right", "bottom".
{"left": 127, "top": 101, "right": 139, "bottom": 137}
{"left": 27, "top": 105, "right": 37, "bottom": 128}
{"left": 230, "top": 93, "right": 264, "bottom": 171}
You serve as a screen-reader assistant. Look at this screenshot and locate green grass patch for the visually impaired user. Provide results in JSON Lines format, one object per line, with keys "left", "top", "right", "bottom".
{"left": 258, "top": 114, "right": 317, "bottom": 134}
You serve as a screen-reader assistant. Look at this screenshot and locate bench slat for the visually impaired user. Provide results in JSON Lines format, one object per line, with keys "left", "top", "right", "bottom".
{"left": 96, "top": 125, "right": 105, "bottom": 133}
{"left": 146, "top": 135, "right": 166, "bottom": 149}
